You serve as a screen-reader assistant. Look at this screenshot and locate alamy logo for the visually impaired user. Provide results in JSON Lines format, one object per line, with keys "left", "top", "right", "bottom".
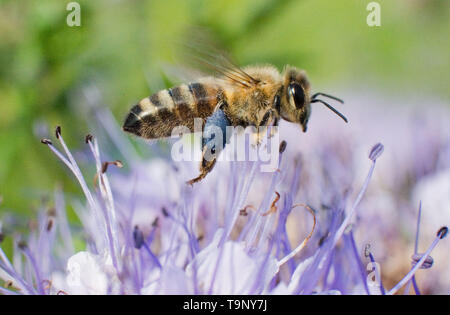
{"left": 66, "top": 2, "right": 81, "bottom": 27}
{"left": 170, "top": 118, "right": 281, "bottom": 173}
{"left": 366, "top": 2, "right": 381, "bottom": 27}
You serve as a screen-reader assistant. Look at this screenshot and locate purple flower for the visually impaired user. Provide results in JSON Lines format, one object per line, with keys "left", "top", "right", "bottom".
{"left": 1, "top": 95, "right": 450, "bottom": 295}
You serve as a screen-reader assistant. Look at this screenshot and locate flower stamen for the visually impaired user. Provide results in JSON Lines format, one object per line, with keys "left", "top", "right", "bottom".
{"left": 277, "top": 203, "right": 316, "bottom": 268}
{"left": 239, "top": 205, "right": 255, "bottom": 216}
{"left": 262, "top": 192, "right": 280, "bottom": 216}
{"left": 388, "top": 226, "right": 448, "bottom": 295}
{"left": 411, "top": 254, "right": 433, "bottom": 269}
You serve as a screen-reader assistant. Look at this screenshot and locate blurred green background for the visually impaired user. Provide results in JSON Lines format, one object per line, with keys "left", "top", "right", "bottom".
{"left": 0, "top": 0, "right": 449, "bottom": 217}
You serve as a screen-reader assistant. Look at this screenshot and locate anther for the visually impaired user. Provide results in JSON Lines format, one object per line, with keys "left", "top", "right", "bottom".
{"left": 437, "top": 226, "right": 448, "bottom": 239}
{"left": 161, "top": 207, "right": 169, "bottom": 217}
{"left": 40, "top": 138, "right": 53, "bottom": 145}
{"left": 46, "top": 219, "right": 54, "bottom": 232}
{"left": 55, "top": 126, "right": 62, "bottom": 139}
{"left": 369, "top": 143, "right": 384, "bottom": 161}
{"left": 279, "top": 140, "right": 287, "bottom": 154}
{"left": 318, "top": 235, "right": 327, "bottom": 247}
{"left": 240, "top": 205, "right": 255, "bottom": 216}
{"left": 133, "top": 226, "right": 145, "bottom": 249}
{"left": 101, "top": 160, "right": 124, "bottom": 174}
{"left": 364, "top": 244, "right": 371, "bottom": 258}
{"left": 411, "top": 254, "right": 434, "bottom": 269}
{"left": 262, "top": 192, "right": 280, "bottom": 216}
{"left": 85, "top": 134, "right": 93, "bottom": 143}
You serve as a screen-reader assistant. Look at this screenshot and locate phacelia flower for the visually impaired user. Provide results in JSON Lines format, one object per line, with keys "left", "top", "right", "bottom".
{"left": 1, "top": 93, "right": 449, "bottom": 295}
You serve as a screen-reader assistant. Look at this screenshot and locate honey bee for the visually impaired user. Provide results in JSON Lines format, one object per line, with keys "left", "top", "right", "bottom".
{"left": 123, "top": 60, "right": 347, "bottom": 185}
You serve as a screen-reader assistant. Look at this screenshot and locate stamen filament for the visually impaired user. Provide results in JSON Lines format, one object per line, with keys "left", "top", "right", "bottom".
{"left": 277, "top": 204, "right": 316, "bottom": 267}
{"left": 388, "top": 227, "right": 448, "bottom": 295}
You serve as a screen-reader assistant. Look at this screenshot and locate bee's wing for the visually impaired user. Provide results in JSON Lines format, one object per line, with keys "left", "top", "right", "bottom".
{"left": 188, "top": 47, "right": 259, "bottom": 88}
{"left": 160, "top": 62, "right": 207, "bottom": 86}
{"left": 175, "top": 32, "right": 259, "bottom": 88}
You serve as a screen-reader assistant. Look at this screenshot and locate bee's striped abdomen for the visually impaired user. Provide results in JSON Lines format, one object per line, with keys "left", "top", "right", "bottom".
{"left": 123, "top": 82, "right": 219, "bottom": 139}
{"left": 189, "top": 83, "right": 215, "bottom": 118}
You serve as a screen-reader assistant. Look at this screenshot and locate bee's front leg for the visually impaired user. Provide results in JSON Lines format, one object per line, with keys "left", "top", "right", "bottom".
{"left": 251, "top": 131, "right": 264, "bottom": 148}
{"left": 252, "top": 109, "right": 277, "bottom": 147}
{"left": 187, "top": 108, "right": 231, "bottom": 185}
{"left": 268, "top": 116, "right": 279, "bottom": 139}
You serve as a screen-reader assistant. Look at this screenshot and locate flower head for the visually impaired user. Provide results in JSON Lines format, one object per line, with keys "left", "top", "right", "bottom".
{"left": 1, "top": 95, "right": 449, "bottom": 295}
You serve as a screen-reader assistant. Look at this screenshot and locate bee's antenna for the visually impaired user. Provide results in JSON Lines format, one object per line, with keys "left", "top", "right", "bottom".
{"left": 311, "top": 93, "right": 344, "bottom": 104}
{"left": 311, "top": 99, "right": 348, "bottom": 123}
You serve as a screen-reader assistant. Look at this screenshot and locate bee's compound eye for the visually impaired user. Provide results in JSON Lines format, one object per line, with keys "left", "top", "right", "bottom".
{"left": 288, "top": 83, "right": 305, "bottom": 110}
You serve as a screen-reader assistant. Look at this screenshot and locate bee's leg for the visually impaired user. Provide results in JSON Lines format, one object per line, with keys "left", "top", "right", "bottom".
{"left": 187, "top": 108, "right": 231, "bottom": 185}
{"left": 252, "top": 131, "right": 264, "bottom": 147}
{"left": 252, "top": 109, "right": 276, "bottom": 146}
{"left": 186, "top": 146, "right": 218, "bottom": 185}
{"left": 268, "top": 116, "right": 279, "bottom": 139}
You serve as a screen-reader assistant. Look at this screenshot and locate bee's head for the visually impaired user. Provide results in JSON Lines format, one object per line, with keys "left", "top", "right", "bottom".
{"left": 280, "top": 66, "right": 347, "bottom": 132}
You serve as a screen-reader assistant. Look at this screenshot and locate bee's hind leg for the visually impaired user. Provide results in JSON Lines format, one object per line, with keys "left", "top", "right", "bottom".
{"left": 186, "top": 108, "right": 231, "bottom": 185}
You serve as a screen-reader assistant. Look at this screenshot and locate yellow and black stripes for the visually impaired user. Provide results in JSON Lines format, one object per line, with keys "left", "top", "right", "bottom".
{"left": 170, "top": 84, "right": 196, "bottom": 122}
{"left": 188, "top": 83, "right": 213, "bottom": 118}
{"left": 123, "top": 82, "right": 219, "bottom": 139}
